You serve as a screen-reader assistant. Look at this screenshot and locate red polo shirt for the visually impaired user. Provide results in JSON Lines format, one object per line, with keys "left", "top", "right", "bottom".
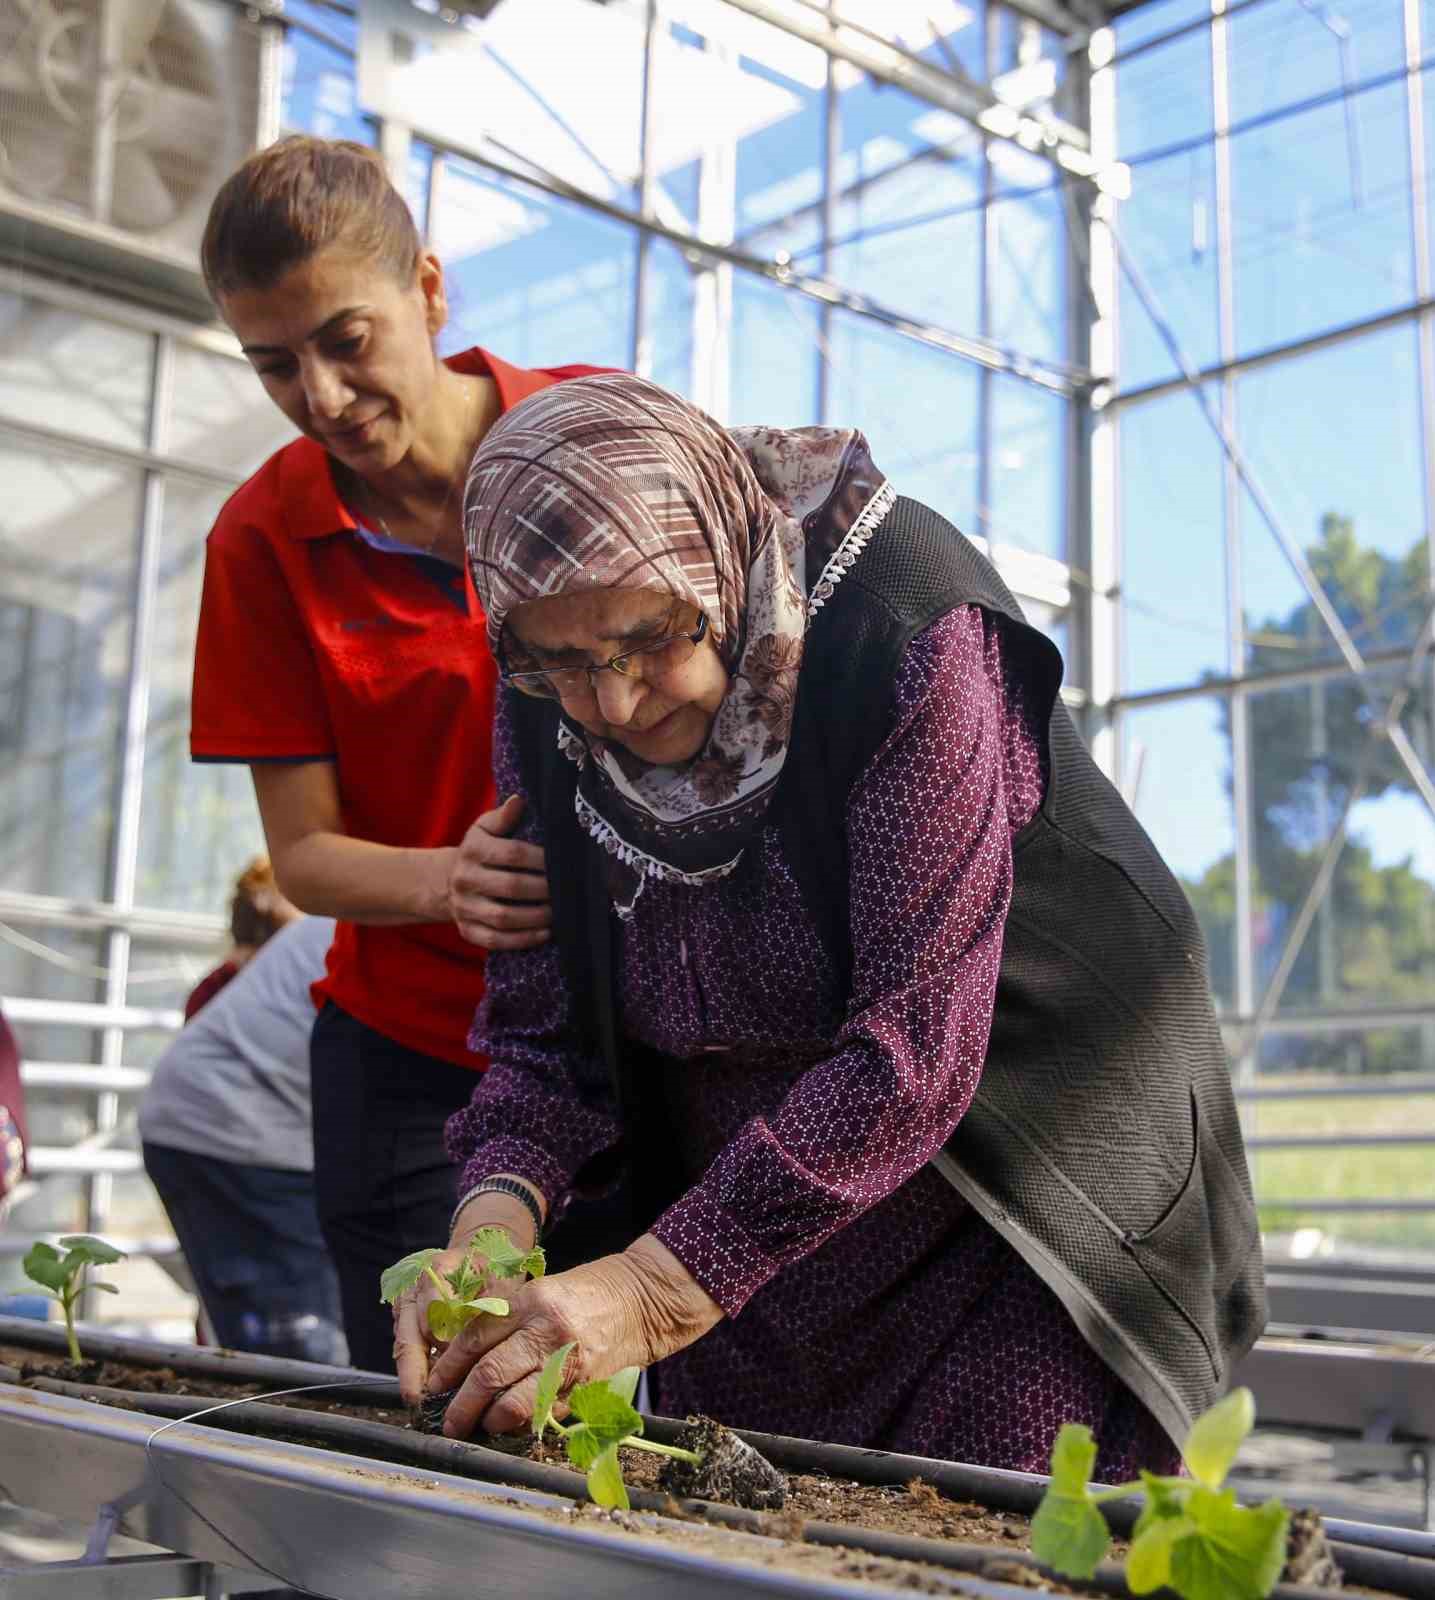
{"left": 191, "top": 347, "right": 605, "bottom": 1067}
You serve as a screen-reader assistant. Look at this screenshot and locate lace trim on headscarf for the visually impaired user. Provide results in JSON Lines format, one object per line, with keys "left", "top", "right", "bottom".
{"left": 806, "top": 479, "right": 898, "bottom": 618}
{"left": 574, "top": 790, "right": 743, "bottom": 917}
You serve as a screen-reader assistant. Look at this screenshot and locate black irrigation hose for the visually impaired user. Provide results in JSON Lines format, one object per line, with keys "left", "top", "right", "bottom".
{"left": 10, "top": 1369, "right": 1423, "bottom": 1600}
{"left": 641, "top": 1414, "right": 1435, "bottom": 1600}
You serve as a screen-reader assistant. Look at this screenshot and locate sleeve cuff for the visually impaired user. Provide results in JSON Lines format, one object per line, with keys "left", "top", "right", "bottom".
{"left": 459, "top": 1137, "right": 569, "bottom": 1220}
{"left": 650, "top": 1186, "right": 782, "bottom": 1317}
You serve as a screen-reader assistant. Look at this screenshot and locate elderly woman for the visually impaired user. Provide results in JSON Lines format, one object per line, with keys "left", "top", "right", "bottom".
{"left": 394, "top": 374, "right": 1264, "bottom": 1478}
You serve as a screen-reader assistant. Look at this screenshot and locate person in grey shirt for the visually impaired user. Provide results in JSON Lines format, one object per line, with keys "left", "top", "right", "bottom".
{"left": 140, "top": 915, "right": 345, "bottom": 1363}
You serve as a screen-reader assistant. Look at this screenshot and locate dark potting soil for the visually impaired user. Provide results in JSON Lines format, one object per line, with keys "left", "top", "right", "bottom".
{"left": 655, "top": 1415, "right": 788, "bottom": 1511}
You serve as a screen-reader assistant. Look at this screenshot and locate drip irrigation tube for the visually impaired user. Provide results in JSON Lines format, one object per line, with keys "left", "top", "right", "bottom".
{"left": 638, "top": 1414, "right": 1435, "bottom": 1597}
{"left": 6, "top": 1364, "right": 1428, "bottom": 1600}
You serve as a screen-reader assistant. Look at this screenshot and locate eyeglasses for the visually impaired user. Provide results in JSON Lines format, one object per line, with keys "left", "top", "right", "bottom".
{"left": 502, "top": 612, "right": 709, "bottom": 701}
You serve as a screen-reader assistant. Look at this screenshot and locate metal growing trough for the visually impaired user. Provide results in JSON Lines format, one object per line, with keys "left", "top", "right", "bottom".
{"left": 1, "top": 1317, "right": 1432, "bottom": 1600}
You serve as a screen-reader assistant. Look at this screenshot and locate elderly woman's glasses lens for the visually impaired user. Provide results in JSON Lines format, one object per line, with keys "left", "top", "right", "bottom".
{"left": 503, "top": 613, "right": 709, "bottom": 700}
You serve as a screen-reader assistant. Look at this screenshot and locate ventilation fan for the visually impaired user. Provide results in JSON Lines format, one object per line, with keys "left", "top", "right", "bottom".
{"left": 0, "top": 0, "right": 263, "bottom": 299}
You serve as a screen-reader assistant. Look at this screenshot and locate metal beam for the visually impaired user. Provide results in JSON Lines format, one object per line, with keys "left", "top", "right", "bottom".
{"left": 1111, "top": 643, "right": 1418, "bottom": 711}
{"left": 712, "top": 0, "right": 1101, "bottom": 174}
{"left": 420, "top": 130, "right": 1089, "bottom": 393}
{"left": 0, "top": 890, "right": 225, "bottom": 943}
{"left": 1105, "top": 295, "right": 1435, "bottom": 412}
{"left": 1236, "top": 1073, "right": 1435, "bottom": 1099}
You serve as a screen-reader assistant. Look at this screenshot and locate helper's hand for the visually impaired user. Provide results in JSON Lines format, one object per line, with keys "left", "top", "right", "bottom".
{"left": 424, "top": 1235, "right": 724, "bottom": 1439}
{"left": 448, "top": 795, "right": 551, "bottom": 950}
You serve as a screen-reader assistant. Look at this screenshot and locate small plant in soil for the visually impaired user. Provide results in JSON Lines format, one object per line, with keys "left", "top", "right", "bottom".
{"left": 1031, "top": 1387, "right": 1291, "bottom": 1600}
{"left": 20, "top": 1235, "right": 127, "bottom": 1364}
{"left": 380, "top": 1226, "right": 546, "bottom": 1343}
{"left": 531, "top": 1342, "right": 785, "bottom": 1514}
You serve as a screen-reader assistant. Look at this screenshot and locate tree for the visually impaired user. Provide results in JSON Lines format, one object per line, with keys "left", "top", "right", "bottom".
{"left": 1182, "top": 515, "right": 1434, "bottom": 1072}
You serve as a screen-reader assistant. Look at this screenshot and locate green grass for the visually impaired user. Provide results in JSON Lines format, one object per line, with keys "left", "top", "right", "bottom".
{"left": 1245, "top": 1088, "right": 1435, "bottom": 1252}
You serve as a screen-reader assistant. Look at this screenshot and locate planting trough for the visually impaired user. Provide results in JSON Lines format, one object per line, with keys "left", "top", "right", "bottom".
{"left": 1, "top": 1316, "right": 1432, "bottom": 1600}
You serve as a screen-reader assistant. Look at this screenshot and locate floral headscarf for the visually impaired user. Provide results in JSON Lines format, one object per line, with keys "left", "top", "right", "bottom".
{"left": 464, "top": 373, "right": 895, "bottom": 916}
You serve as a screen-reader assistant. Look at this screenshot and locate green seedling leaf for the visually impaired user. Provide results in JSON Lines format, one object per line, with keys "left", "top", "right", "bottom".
{"left": 1031, "top": 1490, "right": 1111, "bottom": 1579}
{"left": 90, "top": 1280, "right": 121, "bottom": 1295}
{"left": 567, "top": 1378, "right": 642, "bottom": 1446}
{"left": 586, "top": 1441, "right": 630, "bottom": 1510}
{"left": 21, "top": 1242, "right": 69, "bottom": 1293}
{"left": 564, "top": 1422, "right": 603, "bottom": 1471}
{"left": 1128, "top": 1481, "right": 1195, "bottom": 1596}
{"left": 533, "top": 1341, "right": 576, "bottom": 1439}
{"left": 57, "top": 1235, "right": 125, "bottom": 1266}
{"left": 1127, "top": 1511, "right": 1193, "bottom": 1594}
{"left": 1171, "top": 1488, "right": 1289, "bottom": 1600}
{"left": 606, "top": 1366, "right": 643, "bottom": 1409}
{"left": 468, "top": 1226, "right": 547, "bottom": 1282}
{"left": 1130, "top": 1471, "right": 1187, "bottom": 1539}
{"left": 1030, "top": 1425, "right": 1110, "bottom": 1580}
{"left": 380, "top": 1248, "right": 442, "bottom": 1305}
{"left": 1182, "top": 1387, "right": 1255, "bottom": 1489}
{"left": 1049, "top": 1422, "right": 1098, "bottom": 1494}
{"left": 446, "top": 1258, "right": 488, "bottom": 1301}
{"left": 426, "top": 1296, "right": 510, "bottom": 1343}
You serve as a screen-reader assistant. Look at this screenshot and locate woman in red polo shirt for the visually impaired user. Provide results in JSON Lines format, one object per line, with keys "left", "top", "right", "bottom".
{"left": 190, "top": 136, "right": 605, "bottom": 1369}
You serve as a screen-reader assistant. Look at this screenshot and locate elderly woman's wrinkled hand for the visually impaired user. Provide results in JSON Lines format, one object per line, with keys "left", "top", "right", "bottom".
{"left": 423, "top": 1235, "right": 722, "bottom": 1439}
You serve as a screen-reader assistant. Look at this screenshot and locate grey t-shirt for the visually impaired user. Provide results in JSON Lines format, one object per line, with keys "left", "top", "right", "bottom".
{"left": 138, "top": 916, "right": 335, "bottom": 1172}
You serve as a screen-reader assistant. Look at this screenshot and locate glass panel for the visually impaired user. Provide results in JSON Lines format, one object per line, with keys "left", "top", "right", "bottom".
{"left": 1117, "top": 142, "right": 1220, "bottom": 393}
{"left": 1250, "top": 1050, "right": 1435, "bottom": 1256}
{"left": 134, "top": 480, "right": 267, "bottom": 915}
{"left": 1119, "top": 387, "right": 1229, "bottom": 694}
{"left": 169, "top": 346, "right": 298, "bottom": 478}
{"left": 1119, "top": 695, "right": 1237, "bottom": 1008}
{"left": 4, "top": 1175, "right": 87, "bottom": 1252}
{"left": 1247, "top": 668, "right": 1435, "bottom": 1014}
{"left": 459, "top": 0, "right": 644, "bottom": 207}
{"left": 987, "top": 185, "right": 1065, "bottom": 369}
{"left": 282, "top": 3, "right": 371, "bottom": 144}
{"left": 435, "top": 158, "right": 637, "bottom": 370}
{"left": 123, "top": 939, "right": 227, "bottom": 1041}
{"left": 1238, "top": 326, "right": 1427, "bottom": 674}
{"left": 829, "top": 150, "right": 983, "bottom": 338}
{"left": 1227, "top": 0, "right": 1405, "bottom": 128}
{"left": 653, "top": 0, "right": 827, "bottom": 235}
{"left": 1114, "top": 0, "right": 1213, "bottom": 55}
{"left": 1115, "top": 18, "right": 1213, "bottom": 157}
{"left": 0, "top": 435, "right": 141, "bottom": 904}
{"left": 1229, "top": 80, "right": 1413, "bottom": 357}
{"left": 824, "top": 312, "right": 980, "bottom": 535}
{"left": 731, "top": 277, "right": 820, "bottom": 428}
{"left": 404, "top": 139, "right": 436, "bottom": 238}
{"left": 1425, "top": 67, "right": 1435, "bottom": 289}
{"left": 986, "top": 378, "right": 1065, "bottom": 562}
{"left": 0, "top": 292, "right": 152, "bottom": 449}
{"left": 0, "top": 927, "right": 106, "bottom": 1013}
{"left": 644, "top": 240, "right": 698, "bottom": 399}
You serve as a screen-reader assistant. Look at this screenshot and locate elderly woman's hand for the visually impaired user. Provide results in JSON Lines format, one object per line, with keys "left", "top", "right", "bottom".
{"left": 424, "top": 1235, "right": 722, "bottom": 1439}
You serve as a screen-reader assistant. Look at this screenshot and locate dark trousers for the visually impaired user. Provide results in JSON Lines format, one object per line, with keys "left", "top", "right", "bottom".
{"left": 310, "top": 1002, "right": 479, "bottom": 1373}
{"left": 141, "top": 1141, "right": 345, "bottom": 1365}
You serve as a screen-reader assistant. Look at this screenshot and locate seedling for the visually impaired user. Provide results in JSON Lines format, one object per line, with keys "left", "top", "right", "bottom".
{"left": 532, "top": 1341, "right": 702, "bottom": 1511}
{"left": 380, "top": 1226, "right": 546, "bottom": 1342}
{"left": 21, "top": 1235, "right": 127, "bottom": 1364}
{"left": 1030, "top": 1387, "right": 1290, "bottom": 1600}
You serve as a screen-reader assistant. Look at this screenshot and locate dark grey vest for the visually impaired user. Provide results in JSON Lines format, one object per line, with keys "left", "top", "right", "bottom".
{"left": 511, "top": 495, "right": 1266, "bottom": 1448}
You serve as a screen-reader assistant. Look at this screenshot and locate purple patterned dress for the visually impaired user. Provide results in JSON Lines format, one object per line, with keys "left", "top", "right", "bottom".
{"left": 449, "top": 605, "right": 1179, "bottom": 1480}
